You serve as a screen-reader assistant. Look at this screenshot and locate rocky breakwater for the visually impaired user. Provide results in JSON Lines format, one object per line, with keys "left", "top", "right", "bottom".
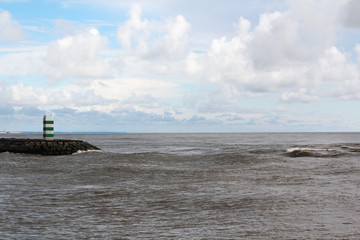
{"left": 0, "top": 138, "right": 101, "bottom": 156}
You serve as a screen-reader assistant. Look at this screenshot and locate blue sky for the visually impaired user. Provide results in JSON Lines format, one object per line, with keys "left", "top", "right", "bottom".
{"left": 1, "top": 0, "right": 360, "bottom": 132}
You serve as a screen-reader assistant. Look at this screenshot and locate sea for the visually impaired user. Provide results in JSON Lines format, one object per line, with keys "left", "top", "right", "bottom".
{"left": 1, "top": 132, "right": 360, "bottom": 239}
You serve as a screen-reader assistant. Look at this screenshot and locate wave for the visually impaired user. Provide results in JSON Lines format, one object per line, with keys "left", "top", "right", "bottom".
{"left": 72, "top": 149, "right": 103, "bottom": 155}
{"left": 286, "top": 147, "right": 341, "bottom": 158}
{"left": 72, "top": 143, "right": 359, "bottom": 159}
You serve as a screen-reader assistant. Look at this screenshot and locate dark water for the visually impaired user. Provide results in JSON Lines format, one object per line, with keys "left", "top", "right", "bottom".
{"left": 1, "top": 133, "right": 360, "bottom": 239}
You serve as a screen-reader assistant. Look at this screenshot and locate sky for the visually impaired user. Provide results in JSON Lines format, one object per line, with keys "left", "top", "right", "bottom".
{"left": 1, "top": 0, "right": 360, "bottom": 132}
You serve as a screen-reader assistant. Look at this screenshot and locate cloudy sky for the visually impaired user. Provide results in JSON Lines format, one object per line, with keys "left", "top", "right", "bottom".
{"left": 1, "top": 0, "right": 360, "bottom": 132}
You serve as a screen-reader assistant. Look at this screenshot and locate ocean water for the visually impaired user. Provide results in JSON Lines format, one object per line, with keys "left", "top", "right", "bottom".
{"left": 1, "top": 132, "right": 360, "bottom": 239}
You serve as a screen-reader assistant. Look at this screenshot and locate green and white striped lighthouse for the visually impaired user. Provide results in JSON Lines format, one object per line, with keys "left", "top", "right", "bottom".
{"left": 43, "top": 115, "right": 54, "bottom": 140}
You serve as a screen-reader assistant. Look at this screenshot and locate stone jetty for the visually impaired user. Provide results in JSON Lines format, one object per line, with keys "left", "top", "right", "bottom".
{"left": 0, "top": 138, "right": 101, "bottom": 156}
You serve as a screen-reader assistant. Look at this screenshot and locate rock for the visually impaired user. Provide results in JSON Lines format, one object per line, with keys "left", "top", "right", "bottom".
{"left": 0, "top": 138, "right": 101, "bottom": 156}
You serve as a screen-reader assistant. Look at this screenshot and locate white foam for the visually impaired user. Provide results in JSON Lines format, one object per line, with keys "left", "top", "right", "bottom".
{"left": 72, "top": 149, "right": 102, "bottom": 155}
{"left": 286, "top": 147, "right": 335, "bottom": 153}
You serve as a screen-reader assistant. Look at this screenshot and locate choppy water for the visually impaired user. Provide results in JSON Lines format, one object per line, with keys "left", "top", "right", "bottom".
{"left": 1, "top": 133, "right": 360, "bottom": 239}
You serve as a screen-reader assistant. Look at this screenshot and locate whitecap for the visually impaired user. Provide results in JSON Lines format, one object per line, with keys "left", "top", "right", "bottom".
{"left": 72, "top": 149, "right": 102, "bottom": 155}
{"left": 286, "top": 147, "right": 335, "bottom": 153}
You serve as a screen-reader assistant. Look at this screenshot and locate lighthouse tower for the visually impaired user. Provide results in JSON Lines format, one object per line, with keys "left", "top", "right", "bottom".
{"left": 43, "top": 115, "right": 54, "bottom": 140}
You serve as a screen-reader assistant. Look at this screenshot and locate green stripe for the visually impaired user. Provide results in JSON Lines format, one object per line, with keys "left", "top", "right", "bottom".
{"left": 43, "top": 120, "right": 54, "bottom": 124}
{"left": 43, "top": 127, "right": 54, "bottom": 131}
{"left": 43, "top": 134, "right": 54, "bottom": 137}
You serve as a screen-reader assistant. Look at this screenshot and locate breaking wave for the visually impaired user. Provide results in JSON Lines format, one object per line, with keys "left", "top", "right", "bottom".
{"left": 72, "top": 149, "right": 102, "bottom": 155}
{"left": 286, "top": 147, "right": 341, "bottom": 158}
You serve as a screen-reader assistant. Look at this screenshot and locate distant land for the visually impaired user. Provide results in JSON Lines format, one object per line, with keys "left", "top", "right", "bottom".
{"left": 0, "top": 131, "right": 22, "bottom": 134}
{"left": 1, "top": 131, "right": 127, "bottom": 134}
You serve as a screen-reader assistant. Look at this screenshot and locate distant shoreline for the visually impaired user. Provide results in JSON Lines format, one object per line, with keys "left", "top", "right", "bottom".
{"left": 0, "top": 131, "right": 22, "bottom": 134}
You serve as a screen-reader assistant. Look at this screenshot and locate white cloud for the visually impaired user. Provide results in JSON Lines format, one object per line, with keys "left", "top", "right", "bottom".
{"left": 312, "top": 45, "right": 360, "bottom": 101}
{"left": 3, "top": 1, "right": 360, "bottom": 132}
{"left": 117, "top": 4, "right": 148, "bottom": 51}
{"left": 356, "top": 44, "right": 360, "bottom": 65}
{"left": 0, "top": 49, "right": 45, "bottom": 76}
{"left": 0, "top": 83, "right": 47, "bottom": 107}
{"left": 90, "top": 77, "right": 180, "bottom": 102}
{"left": 0, "top": 9, "right": 23, "bottom": 41}
{"left": 317, "top": 46, "right": 356, "bottom": 83}
{"left": 184, "top": 0, "right": 357, "bottom": 109}
{"left": 0, "top": 75, "right": 181, "bottom": 119}
{"left": 44, "top": 28, "right": 109, "bottom": 80}
{"left": 280, "top": 88, "right": 318, "bottom": 103}
{"left": 161, "top": 15, "right": 190, "bottom": 58}
{"left": 107, "top": 1, "right": 360, "bottom": 117}
{"left": 185, "top": 52, "right": 204, "bottom": 75}
{"left": 117, "top": 5, "right": 190, "bottom": 59}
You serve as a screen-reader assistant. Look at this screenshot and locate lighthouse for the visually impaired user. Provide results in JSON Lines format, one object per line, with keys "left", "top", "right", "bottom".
{"left": 43, "top": 115, "right": 54, "bottom": 140}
